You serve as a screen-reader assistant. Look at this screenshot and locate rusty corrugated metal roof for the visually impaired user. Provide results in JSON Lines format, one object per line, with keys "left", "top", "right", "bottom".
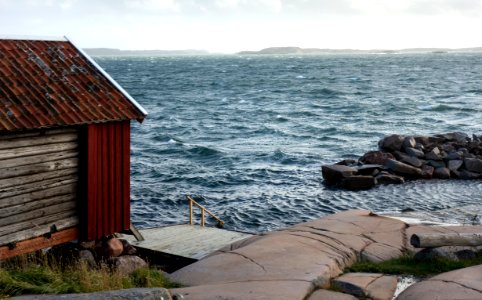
{"left": 0, "top": 37, "right": 147, "bottom": 132}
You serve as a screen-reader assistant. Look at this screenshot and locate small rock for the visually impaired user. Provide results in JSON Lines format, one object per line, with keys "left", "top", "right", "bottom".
{"left": 335, "top": 159, "right": 357, "bottom": 166}
{"left": 447, "top": 160, "right": 463, "bottom": 171}
{"left": 379, "top": 134, "right": 405, "bottom": 151}
{"left": 109, "top": 255, "right": 148, "bottom": 276}
{"left": 385, "top": 159, "right": 423, "bottom": 178}
{"left": 421, "top": 165, "right": 434, "bottom": 179}
{"left": 433, "top": 167, "right": 450, "bottom": 179}
{"left": 341, "top": 176, "right": 376, "bottom": 190}
{"left": 79, "top": 250, "right": 97, "bottom": 269}
{"left": 97, "top": 237, "right": 124, "bottom": 258}
{"left": 322, "top": 165, "right": 357, "bottom": 185}
{"left": 403, "top": 136, "right": 416, "bottom": 149}
{"left": 452, "top": 169, "right": 481, "bottom": 180}
{"left": 425, "top": 147, "right": 442, "bottom": 161}
{"left": 360, "top": 151, "right": 395, "bottom": 165}
{"left": 405, "top": 147, "right": 425, "bottom": 158}
{"left": 464, "top": 158, "right": 482, "bottom": 173}
{"left": 121, "top": 239, "right": 137, "bottom": 255}
{"left": 427, "top": 160, "right": 446, "bottom": 169}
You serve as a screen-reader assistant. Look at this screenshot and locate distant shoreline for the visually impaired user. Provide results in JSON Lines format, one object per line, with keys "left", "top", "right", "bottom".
{"left": 84, "top": 46, "right": 482, "bottom": 57}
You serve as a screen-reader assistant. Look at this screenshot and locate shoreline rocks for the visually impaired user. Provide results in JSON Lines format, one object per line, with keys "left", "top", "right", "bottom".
{"left": 322, "top": 132, "right": 482, "bottom": 190}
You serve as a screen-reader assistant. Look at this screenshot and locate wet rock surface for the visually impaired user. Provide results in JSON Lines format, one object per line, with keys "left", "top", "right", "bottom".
{"left": 322, "top": 132, "right": 482, "bottom": 190}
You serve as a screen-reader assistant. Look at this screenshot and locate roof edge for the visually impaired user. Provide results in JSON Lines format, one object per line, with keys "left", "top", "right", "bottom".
{"left": 0, "top": 35, "right": 67, "bottom": 41}
{"left": 64, "top": 36, "right": 148, "bottom": 118}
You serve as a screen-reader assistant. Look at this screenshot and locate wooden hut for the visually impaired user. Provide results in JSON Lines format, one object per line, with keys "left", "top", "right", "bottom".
{"left": 0, "top": 36, "right": 147, "bottom": 259}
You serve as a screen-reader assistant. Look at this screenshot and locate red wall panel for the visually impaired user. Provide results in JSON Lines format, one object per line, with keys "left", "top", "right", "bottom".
{"left": 85, "top": 121, "right": 131, "bottom": 240}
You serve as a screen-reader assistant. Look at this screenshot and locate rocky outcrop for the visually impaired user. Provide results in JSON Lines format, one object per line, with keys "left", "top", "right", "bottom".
{"left": 322, "top": 132, "right": 482, "bottom": 190}
{"left": 332, "top": 273, "right": 398, "bottom": 300}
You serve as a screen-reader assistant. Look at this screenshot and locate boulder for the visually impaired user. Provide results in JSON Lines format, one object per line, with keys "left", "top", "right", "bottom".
{"left": 378, "top": 134, "right": 404, "bottom": 151}
{"left": 414, "top": 246, "right": 479, "bottom": 261}
{"left": 421, "top": 165, "right": 434, "bottom": 179}
{"left": 79, "top": 250, "right": 96, "bottom": 269}
{"left": 341, "top": 176, "right": 376, "bottom": 190}
{"left": 425, "top": 147, "right": 442, "bottom": 161}
{"left": 359, "top": 151, "right": 395, "bottom": 165}
{"left": 321, "top": 165, "right": 357, "bottom": 185}
{"left": 438, "top": 132, "right": 469, "bottom": 144}
{"left": 447, "top": 160, "right": 463, "bottom": 172}
{"left": 452, "top": 169, "right": 481, "bottom": 180}
{"left": 464, "top": 158, "right": 482, "bottom": 173}
{"left": 384, "top": 159, "right": 423, "bottom": 178}
{"left": 97, "top": 237, "right": 124, "bottom": 258}
{"left": 355, "top": 164, "right": 384, "bottom": 176}
{"left": 446, "top": 151, "right": 463, "bottom": 160}
{"left": 335, "top": 159, "right": 357, "bottom": 166}
{"left": 403, "top": 136, "right": 416, "bottom": 149}
{"left": 433, "top": 167, "right": 450, "bottom": 179}
{"left": 395, "top": 151, "right": 423, "bottom": 168}
{"left": 109, "top": 255, "right": 148, "bottom": 276}
{"left": 405, "top": 147, "right": 425, "bottom": 158}
{"left": 375, "top": 173, "right": 405, "bottom": 185}
{"left": 427, "top": 160, "right": 446, "bottom": 169}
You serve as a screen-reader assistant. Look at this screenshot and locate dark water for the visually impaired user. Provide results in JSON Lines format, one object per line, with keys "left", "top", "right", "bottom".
{"left": 95, "top": 53, "right": 482, "bottom": 233}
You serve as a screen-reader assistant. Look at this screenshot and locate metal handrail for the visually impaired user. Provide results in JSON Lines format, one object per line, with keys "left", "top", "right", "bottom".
{"left": 187, "top": 195, "right": 225, "bottom": 228}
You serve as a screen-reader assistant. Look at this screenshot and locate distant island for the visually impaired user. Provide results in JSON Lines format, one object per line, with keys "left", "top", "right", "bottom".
{"left": 237, "top": 46, "right": 482, "bottom": 55}
{"left": 84, "top": 48, "right": 210, "bottom": 56}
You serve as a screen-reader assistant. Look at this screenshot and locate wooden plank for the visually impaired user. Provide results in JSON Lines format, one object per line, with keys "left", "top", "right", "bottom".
{"left": 0, "top": 158, "right": 78, "bottom": 180}
{"left": 0, "top": 183, "right": 77, "bottom": 209}
{"left": 0, "top": 227, "right": 79, "bottom": 260}
{"left": 0, "top": 132, "right": 78, "bottom": 150}
{"left": 0, "top": 215, "right": 78, "bottom": 245}
{"left": 0, "top": 168, "right": 77, "bottom": 190}
{"left": 0, "top": 142, "right": 78, "bottom": 160}
{"left": 0, "top": 195, "right": 76, "bottom": 224}
{"left": 0, "top": 176, "right": 77, "bottom": 199}
{"left": 411, "top": 233, "right": 482, "bottom": 248}
{"left": 0, "top": 128, "right": 78, "bottom": 141}
{"left": 0, "top": 150, "right": 78, "bottom": 169}
{"left": 120, "top": 225, "right": 254, "bottom": 260}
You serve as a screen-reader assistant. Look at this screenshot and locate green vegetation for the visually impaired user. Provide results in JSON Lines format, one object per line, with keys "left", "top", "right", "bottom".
{"left": 346, "top": 253, "right": 482, "bottom": 277}
{"left": 0, "top": 254, "right": 180, "bottom": 298}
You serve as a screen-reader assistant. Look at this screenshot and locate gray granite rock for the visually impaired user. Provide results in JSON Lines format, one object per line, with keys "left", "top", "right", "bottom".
{"left": 384, "top": 159, "right": 423, "bottom": 178}
{"left": 11, "top": 288, "right": 172, "bottom": 300}
{"left": 321, "top": 165, "right": 357, "bottom": 185}
{"left": 379, "top": 134, "right": 405, "bottom": 151}
{"left": 464, "top": 158, "right": 482, "bottom": 173}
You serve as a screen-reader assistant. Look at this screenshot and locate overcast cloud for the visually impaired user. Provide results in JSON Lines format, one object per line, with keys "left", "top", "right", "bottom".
{"left": 0, "top": 0, "right": 481, "bottom": 52}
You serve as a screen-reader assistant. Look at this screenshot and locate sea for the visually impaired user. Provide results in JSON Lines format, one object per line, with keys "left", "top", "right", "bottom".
{"left": 94, "top": 53, "right": 482, "bottom": 233}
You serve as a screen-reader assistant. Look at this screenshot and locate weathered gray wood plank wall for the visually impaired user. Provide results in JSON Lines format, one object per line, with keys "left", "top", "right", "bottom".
{"left": 0, "top": 128, "right": 79, "bottom": 246}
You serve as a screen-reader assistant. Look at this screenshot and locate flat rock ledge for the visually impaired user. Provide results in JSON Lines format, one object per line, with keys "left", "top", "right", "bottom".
{"left": 11, "top": 288, "right": 172, "bottom": 300}
{"left": 168, "top": 210, "right": 482, "bottom": 300}
{"left": 322, "top": 132, "right": 482, "bottom": 190}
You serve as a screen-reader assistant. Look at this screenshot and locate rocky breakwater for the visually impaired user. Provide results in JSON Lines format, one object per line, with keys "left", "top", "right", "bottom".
{"left": 322, "top": 132, "right": 482, "bottom": 190}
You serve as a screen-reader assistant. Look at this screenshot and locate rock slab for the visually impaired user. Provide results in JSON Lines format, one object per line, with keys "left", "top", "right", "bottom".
{"left": 332, "top": 273, "right": 397, "bottom": 300}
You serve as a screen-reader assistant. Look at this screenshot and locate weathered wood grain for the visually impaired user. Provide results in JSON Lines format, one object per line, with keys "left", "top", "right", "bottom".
{"left": 0, "top": 216, "right": 79, "bottom": 246}
{"left": 0, "top": 168, "right": 77, "bottom": 190}
{"left": 0, "top": 158, "right": 78, "bottom": 180}
{"left": 0, "top": 201, "right": 76, "bottom": 228}
{"left": 0, "top": 193, "right": 75, "bottom": 219}
{"left": 0, "top": 183, "right": 77, "bottom": 209}
{"left": 0, "top": 151, "right": 78, "bottom": 169}
{"left": 0, "top": 176, "right": 77, "bottom": 199}
{"left": 0, "top": 132, "right": 78, "bottom": 150}
{"left": 0, "top": 142, "right": 78, "bottom": 160}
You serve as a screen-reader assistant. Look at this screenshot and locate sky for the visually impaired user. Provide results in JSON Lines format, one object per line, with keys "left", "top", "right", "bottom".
{"left": 0, "top": 0, "right": 481, "bottom": 53}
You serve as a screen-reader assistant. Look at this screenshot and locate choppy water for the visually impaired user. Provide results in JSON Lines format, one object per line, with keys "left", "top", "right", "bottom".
{"left": 95, "top": 53, "right": 482, "bottom": 233}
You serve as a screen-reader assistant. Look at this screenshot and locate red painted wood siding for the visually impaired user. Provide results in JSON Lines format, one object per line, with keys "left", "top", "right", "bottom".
{"left": 85, "top": 121, "right": 131, "bottom": 240}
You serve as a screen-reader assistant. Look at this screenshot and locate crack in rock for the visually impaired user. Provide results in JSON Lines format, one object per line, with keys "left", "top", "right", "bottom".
{"left": 430, "top": 279, "right": 482, "bottom": 294}
{"left": 229, "top": 251, "right": 267, "bottom": 273}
